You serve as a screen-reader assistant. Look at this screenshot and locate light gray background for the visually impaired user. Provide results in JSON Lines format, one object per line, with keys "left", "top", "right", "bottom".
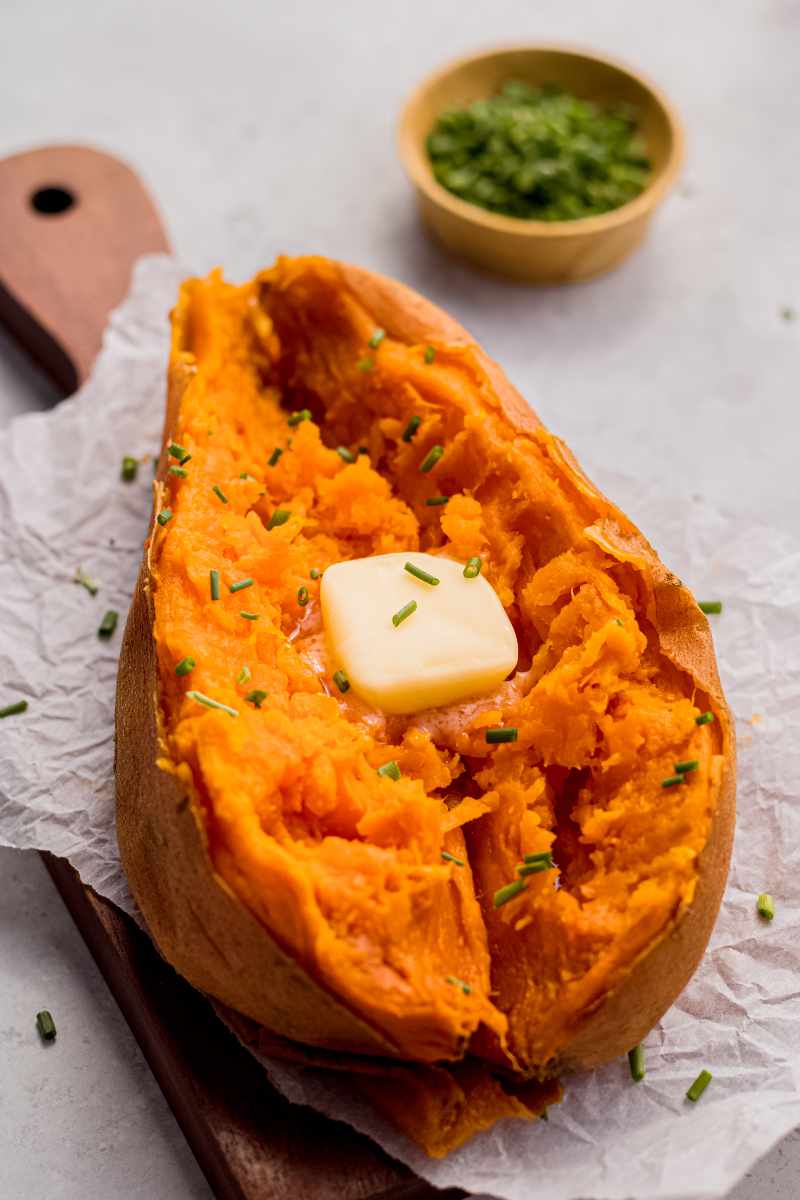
{"left": 1, "top": 0, "right": 798, "bottom": 1196}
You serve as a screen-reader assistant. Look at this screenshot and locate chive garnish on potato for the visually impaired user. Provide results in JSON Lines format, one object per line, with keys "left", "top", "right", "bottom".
{"left": 494, "top": 878, "right": 526, "bottom": 907}
{"left": 229, "top": 578, "right": 254, "bottom": 593}
{"left": 169, "top": 466, "right": 187, "bottom": 478}
{"left": 368, "top": 328, "right": 386, "bottom": 349}
{"left": 695, "top": 711, "right": 714, "bottom": 725}
{"left": 210, "top": 569, "right": 220, "bottom": 600}
{"left": 356, "top": 356, "right": 374, "bottom": 373}
{"left": 661, "top": 774, "right": 686, "bottom": 788}
{"left": 175, "top": 657, "right": 195, "bottom": 676}
{"left": 486, "top": 727, "right": 517, "bottom": 744}
{"left": 628, "top": 1045, "right": 646, "bottom": 1082}
{"left": 463, "top": 556, "right": 482, "bottom": 578}
{"left": 404, "top": 562, "right": 440, "bottom": 586}
{"left": 288, "top": 409, "right": 311, "bottom": 426}
{"left": 157, "top": 508, "right": 173, "bottom": 526}
{"left": 186, "top": 691, "right": 238, "bottom": 717}
{"left": 239, "top": 611, "right": 259, "bottom": 621}
{"left": 332, "top": 669, "right": 350, "bottom": 694}
{"left": 445, "top": 975, "right": 471, "bottom": 995}
{"left": 0, "top": 700, "right": 28, "bottom": 719}
{"left": 402, "top": 415, "right": 421, "bottom": 442}
{"left": 392, "top": 600, "right": 418, "bottom": 627}
{"left": 337, "top": 446, "right": 357, "bottom": 463}
{"left": 237, "top": 665, "right": 251, "bottom": 685}
{"left": 245, "top": 690, "right": 268, "bottom": 708}
{"left": 168, "top": 442, "right": 188, "bottom": 460}
{"left": 268, "top": 447, "right": 283, "bottom": 467}
{"left": 420, "top": 444, "right": 443, "bottom": 473}
{"left": 441, "top": 850, "right": 465, "bottom": 867}
{"left": 267, "top": 509, "right": 290, "bottom": 530}
{"left": 685, "top": 1069, "right": 712, "bottom": 1102}
{"left": 424, "top": 346, "right": 436, "bottom": 364}
{"left": 121, "top": 455, "right": 138, "bottom": 482}
{"left": 297, "top": 586, "right": 309, "bottom": 607}
{"left": 98, "top": 610, "right": 118, "bottom": 639}
{"left": 425, "top": 495, "right": 449, "bottom": 506}
{"left": 377, "top": 760, "right": 401, "bottom": 780}
{"left": 212, "top": 484, "right": 228, "bottom": 504}
{"left": 310, "top": 568, "right": 321, "bottom": 580}
{"left": 675, "top": 760, "right": 699, "bottom": 774}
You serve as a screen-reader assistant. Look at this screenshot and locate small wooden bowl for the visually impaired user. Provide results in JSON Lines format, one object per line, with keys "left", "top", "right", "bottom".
{"left": 398, "top": 45, "right": 684, "bottom": 284}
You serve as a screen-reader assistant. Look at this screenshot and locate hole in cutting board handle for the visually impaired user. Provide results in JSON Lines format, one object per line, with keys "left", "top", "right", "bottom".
{"left": 30, "top": 186, "right": 76, "bottom": 216}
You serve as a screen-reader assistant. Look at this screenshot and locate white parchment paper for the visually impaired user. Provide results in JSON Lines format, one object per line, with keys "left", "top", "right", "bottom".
{"left": 1, "top": 255, "right": 798, "bottom": 1200}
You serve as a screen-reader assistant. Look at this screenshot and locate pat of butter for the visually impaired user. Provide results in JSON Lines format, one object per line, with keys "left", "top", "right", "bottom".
{"left": 320, "top": 552, "right": 518, "bottom": 715}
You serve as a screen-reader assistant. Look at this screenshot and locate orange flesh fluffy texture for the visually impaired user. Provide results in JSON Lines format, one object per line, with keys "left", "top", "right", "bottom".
{"left": 154, "top": 257, "right": 726, "bottom": 1080}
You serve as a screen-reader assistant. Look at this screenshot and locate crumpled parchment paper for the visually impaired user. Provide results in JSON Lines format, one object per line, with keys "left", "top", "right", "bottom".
{"left": 1, "top": 255, "right": 798, "bottom": 1200}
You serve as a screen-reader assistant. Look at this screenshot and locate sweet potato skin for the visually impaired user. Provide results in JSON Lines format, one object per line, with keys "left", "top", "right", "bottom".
{"left": 116, "top": 259, "right": 734, "bottom": 1087}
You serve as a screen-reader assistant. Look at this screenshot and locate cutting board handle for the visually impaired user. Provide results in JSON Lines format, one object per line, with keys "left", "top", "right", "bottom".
{"left": 0, "top": 145, "right": 170, "bottom": 395}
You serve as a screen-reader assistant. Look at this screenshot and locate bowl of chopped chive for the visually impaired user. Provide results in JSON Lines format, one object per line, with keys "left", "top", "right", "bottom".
{"left": 398, "top": 44, "right": 683, "bottom": 283}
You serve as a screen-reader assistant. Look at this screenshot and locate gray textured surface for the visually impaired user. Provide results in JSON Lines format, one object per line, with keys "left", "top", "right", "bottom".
{"left": 0, "top": 0, "right": 798, "bottom": 1196}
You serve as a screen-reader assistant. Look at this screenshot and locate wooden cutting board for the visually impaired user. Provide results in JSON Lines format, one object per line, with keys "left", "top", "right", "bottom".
{"left": 0, "top": 144, "right": 446, "bottom": 1200}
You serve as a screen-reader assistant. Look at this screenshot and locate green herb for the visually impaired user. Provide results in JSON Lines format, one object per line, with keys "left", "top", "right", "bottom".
{"left": 310, "top": 568, "right": 321, "bottom": 580}
{"left": 757, "top": 893, "right": 775, "bottom": 920}
{"left": 493, "top": 878, "right": 526, "bottom": 908}
{"left": 337, "top": 446, "right": 357, "bottom": 463}
{"left": 518, "top": 859, "right": 553, "bottom": 877}
{"left": 358, "top": 446, "right": 369, "bottom": 455}
{"left": 297, "top": 586, "right": 309, "bottom": 607}
{"left": 628, "top": 1045, "right": 646, "bottom": 1082}
{"left": 239, "top": 471, "right": 252, "bottom": 479}
{"left": 486, "top": 727, "right": 518, "bottom": 744}
{"left": 780, "top": 305, "right": 795, "bottom": 322}
{"left": 441, "top": 850, "right": 465, "bottom": 867}
{"left": 245, "top": 689, "right": 268, "bottom": 708}
{"left": 237, "top": 665, "right": 252, "bottom": 686}
{"left": 175, "top": 657, "right": 195, "bottom": 676}
{"left": 695, "top": 711, "right": 715, "bottom": 726}
{"left": 268, "top": 447, "right": 283, "bottom": 467}
{"left": 239, "top": 611, "right": 259, "bottom": 621}
{"left": 169, "top": 466, "right": 188, "bottom": 478}
{"left": 97, "top": 610, "right": 118, "bottom": 639}
{"left": 661, "top": 774, "right": 686, "bottom": 788}
{"left": 36, "top": 1011, "right": 56, "bottom": 1042}
{"left": 392, "top": 600, "right": 418, "bottom": 627}
{"left": 699, "top": 600, "right": 722, "bottom": 614}
{"left": 267, "top": 509, "right": 290, "bottom": 530}
{"left": 332, "top": 669, "right": 350, "bottom": 694}
{"left": 0, "top": 700, "right": 28, "bottom": 719}
{"left": 368, "top": 328, "right": 386, "bottom": 349}
{"left": 180, "top": 454, "right": 192, "bottom": 466}
{"left": 420, "top": 444, "right": 443, "bottom": 473}
{"left": 686, "top": 1069, "right": 712, "bottom": 1103}
{"left": 614, "top": 617, "right": 625, "bottom": 626}
{"left": 288, "top": 409, "right": 311, "bottom": 426}
{"left": 524, "top": 851, "right": 554, "bottom": 865}
{"left": 356, "top": 356, "right": 374, "bottom": 373}
{"left": 675, "top": 760, "right": 699, "bottom": 774}
{"left": 212, "top": 484, "right": 228, "bottom": 504}
{"left": 427, "top": 80, "right": 651, "bottom": 222}
{"left": 210, "top": 569, "right": 220, "bottom": 601}
{"left": 168, "top": 442, "right": 188, "bottom": 460}
{"left": 402, "top": 415, "right": 422, "bottom": 442}
{"left": 377, "top": 760, "right": 401, "bottom": 780}
{"left": 425, "top": 495, "right": 449, "bottom": 506}
{"left": 445, "top": 975, "right": 471, "bottom": 995}
{"left": 404, "top": 561, "right": 440, "bottom": 586}
{"left": 424, "top": 346, "right": 436, "bottom": 364}
{"left": 464, "top": 556, "right": 482, "bottom": 578}
{"left": 186, "top": 690, "right": 238, "bottom": 717}
{"left": 229, "top": 578, "right": 254, "bottom": 594}
{"left": 74, "top": 567, "right": 99, "bottom": 596}
{"left": 157, "top": 508, "right": 173, "bottom": 526}
{"left": 121, "top": 456, "right": 138, "bottom": 482}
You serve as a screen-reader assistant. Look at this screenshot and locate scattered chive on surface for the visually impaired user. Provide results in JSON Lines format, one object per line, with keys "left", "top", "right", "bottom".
{"left": 239, "top": 611, "right": 259, "bottom": 621}
{"left": 518, "top": 859, "right": 552, "bottom": 877}
{"left": 297, "top": 586, "right": 309, "bottom": 607}
{"left": 675, "top": 760, "right": 699, "bottom": 774}
{"left": 121, "top": 455, "right": 138, "bottom": 482}
{"left": 494, "top": 878, "right": 526, "bottom": 908}
{"left": 464, "top": 556, "right": 482, "bottom": 578}
{"left": 97, "top": 610, "right": 118, "bottom": 639}
{"left": 287, "top": 408, "right": 311, "bottom": 426}
{"left": 74, "top": 567, "right": 99, "bottom": 596}
{"left": 229, "top": 578, "right": 254, "bottom": 593}
{"left": 168, "top": 442, "right": 188, "bottom": 460}
{"left": 402, "top": 415, "right": 421, "bottom": 442}
{"left": 212, "top": 484, "right": 228, "bottom": 504}
{"left": 486, "top": 726, "right": 518, "bottom": 744}
{"left": 695, "top": 711, "right": 715, "bottom": 726}
{"left": 186, "top": 691, "right": 238, "bottom": 718}
{"left": 237, "top": 665, "right": 252, "bottom": 686}
{"left": 356, "top": 356, "right": 374, "bottom": 372}
{"left": 392, "top": 599, "right": 418, "bottom": 627}
{"left": 310, "top": 568, "right": 321, "bottom": 580}
{"left": 377, "top": 760, "right": 401, "bottom": 781}
{"left": 424, "top": 345, "right": 436, "bottom": 364}
{"left": 757, "top": 893, "right": 775, "bottom": 920}
{"left": 358, "top": 446, "right": 369, "bottom": 455}
{"left": 420, "top": 444, "right": 444, "bottom": 473}
{"left": 699, "top": 600, "right": 723, "bottom": 614}
{"left": 268, "top": 447, "right": 283, "bottom": 467}
{"left": 686, "top": 1069, "right": 712, "bottom": 1103}
{"left": 332, "top": 669, "right": 350, "bottom": 694}
{"left": 425, "top": 495, "right": 449, "bottom": 506}
{"left": 36, "top": 1010, "right": 56, "bottom": 1042}
{"left": 404, "top": 562, "right": 440, "bottom": 586}
{"left": 245, "top": 690, "right": 268, "bottom": 708}
{"left": 441, "top": 850, "right": 465, "bottom": 867}
{"left": 157, "top": 508, "right": 173, "bottom": 526}
{"left": 661, "top": 774, "right": 686, "bottom": 788}
{"left": 337, "top": 446, "right": 357, "bottom": 463}
{"left": 0, "top": 700, "right": 28, "bottom": 719}
{"left": 445, "top": 975, "right": 471, "bottom": 995}
{"left": 267, "top": 508, "right": 290, "bottom": 530}
{"left": 524, "top": 851, "right": 553, "bottom": 865}
{"left": 210, "top": 569, "right": 220, "bottom": 600}
{"left": 628, "top": 1045, "right": 646, "bottom": 1082}
{"left": 169, "top": 466, "right": 188, "bottom": 478}
{"left": 175, "top": 657, "right": 195, "bottom": 676}
{"left": 180, "top": 454, "right": 192, "bottom": 466}
{"left": 368, "top": 328, "right": 386, "bottom": 349}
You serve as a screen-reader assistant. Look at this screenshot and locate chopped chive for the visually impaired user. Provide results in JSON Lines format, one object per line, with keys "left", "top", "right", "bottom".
{"left": 175, "top": 657, "right": 195, "bottom": 676}
{"left": 121, "top": 455, "right": 138, "bottom": 482}
{"left": 268, "top": 447, "right": 283, "bottom": 467}
{"left": 0, "top": 700, "right": 28, "bottom": 719}
{"left": 523, "top": 851, "right": 553, "bottom": 865}
{"left": 441, "top": 850, "right": 465, "bottom": 867}
{"left": 180, "top": 454, "right": 192, "bottom": 465}
{"left": 494, "top": 878, "right": 526, "bottom": 908}
{"left": 377, "top": 760, "right": 401, "bottom": 780}
{"left": 229, "top": 578, "right": 254, "bottom": 594}
{"left": 337, "top": 446, "right": 357, "bottom": 463}
{"left": 757, "top": 893, "right": 775, "bottom": 920}
{"left": 36, "top": 1010, "right": 56, "bottom": 1041}
{"left": 288, "top": 409, "right": 311, "bottom": 426}
{"left": 157, "top": 508, "right": 173, "bottom": 526}
{"left": 239, "top": 471, "right": 252, "bottom": 479}
{"left": 614, "top": 617, "right": 625, "bottom": 626}
{"left": 424, "top": 346, "right": 436, "bottom": 364}
{"left": 358, "top": 446, "right": 369, "bottom": 455}
{"left": 237, "top": 665, "right": 252, "bottom": 685}
{"left": 699, "top": 600, "right": 722, "bottom": 615}
{"left": 392, "top": 600, "right": 417, "bottom": 627}
{"left": 310, "top": 568, "right": 321, "bottom": 580}
{"left": 169, "top": 466, "right": 187, "bottom": 478}
{"left": 425, "top": 495, "right": 449, "bottom": 506}
{"left": 210, "top": 569, "right": 220, "bottom": 600}
{"left": 98, "top": 610, "right": 118, "bottom": 639}
{"left": 420, "top": 444, "right": 443, "bottom": 473}
{"left": 368, "top": 328, "right": 386, "bottom": 349}
{"left": 402, "top": 415, "right": 421, "bottom": 442}
{"left": 245, "top": 689, "right": 268, "bottom": 708}
{"left": 212, "top": 484, "right": 228, "bottom": 504}
{"left": 675, "top": 760, "right": 699, "bottom": 774}
{"left": 356, "top": 356, "right": 374, "bottom": 372}
{"left": 518, "top": 859, "right": 553, "bottom": 877}
{"left": 686, "top": 1069, "right": 712, "bottom": 1103}
{"left": 168, "top": 442, "right": 188, "bottom": 460}
{"left": 332, "top": 669, "right": 350, "bottom": 694}
{"left": 628, "top": 1045, "right": 646, "bottom": 1082}
{"left": 185, "top": 690, "right": 238, "bottom": 717}
{"left": 297, "top": 586, "right": 309, "bottom": 607}
{"left": 267, "top": 509, "right": 290, "bottom": 530}
{"left": 661, "top": 774, "right": 686, "bottom": 788}
{"left": 74, "top": 567, "right": 99, "bottom": 596}
{"left": 464, "top": 556, "right": 482, "bottom": 579}
{"left": 486, "top": 727, "right": 518, "bottom": 744}
{"left": 404, "top": 562, "right": 440, "bottom": 586}
{"left": 239, "top": 611, "right": 259, "bottom": 621}
{"left": 695, "top": 711, "right": 714, "bottom": 725}
{"left": 445, "top": 975, "right": 471, "bottom": 995}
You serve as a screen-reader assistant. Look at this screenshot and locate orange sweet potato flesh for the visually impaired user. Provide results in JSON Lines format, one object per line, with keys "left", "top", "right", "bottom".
{"left": 116, "top": 256, "right": 735, "bottom": 1155}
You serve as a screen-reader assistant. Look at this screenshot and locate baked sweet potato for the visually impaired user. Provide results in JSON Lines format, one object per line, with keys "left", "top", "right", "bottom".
{"left": 116, "top": 255, "right": 735, "bottom": 1153}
